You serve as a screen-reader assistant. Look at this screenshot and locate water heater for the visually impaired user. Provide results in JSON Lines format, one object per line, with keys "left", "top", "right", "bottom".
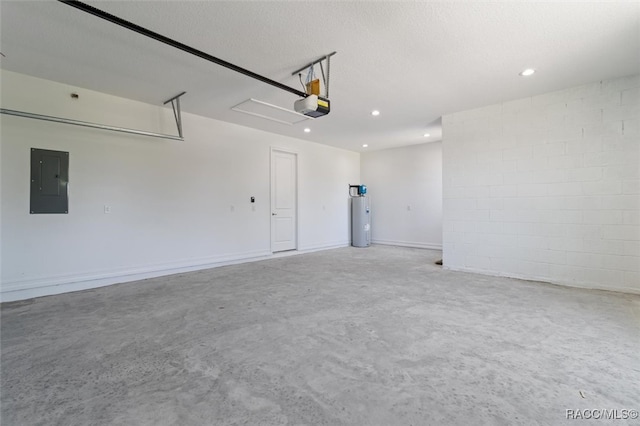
{"left": 350, "top": 185, "right": 370, "bottom": 248}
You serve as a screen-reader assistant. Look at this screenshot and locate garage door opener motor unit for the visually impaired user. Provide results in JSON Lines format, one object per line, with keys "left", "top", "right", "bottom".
{"left": 294, "top": 95, "right": 330, "bottom": 118}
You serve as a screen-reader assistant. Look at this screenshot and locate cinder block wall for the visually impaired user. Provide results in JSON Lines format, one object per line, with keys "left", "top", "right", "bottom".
{"left": 442, "top": 74, "right": 639, "bottom": 293}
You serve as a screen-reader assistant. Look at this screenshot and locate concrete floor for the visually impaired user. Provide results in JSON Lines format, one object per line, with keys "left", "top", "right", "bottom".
{"left": 1, "top": 245, "right": 639, "bottom": 426}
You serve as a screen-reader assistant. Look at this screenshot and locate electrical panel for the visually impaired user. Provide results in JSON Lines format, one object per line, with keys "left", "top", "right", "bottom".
{"left": 30, "top": 148, "right": 69, "bottom": 214}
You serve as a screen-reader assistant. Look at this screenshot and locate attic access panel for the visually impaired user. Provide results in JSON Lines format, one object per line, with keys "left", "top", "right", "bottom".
{"left": 30, "top": 148, "right": 69, "bottom": 214}
{"left": 231, "top": 98, "right": 311, "bottom": 125}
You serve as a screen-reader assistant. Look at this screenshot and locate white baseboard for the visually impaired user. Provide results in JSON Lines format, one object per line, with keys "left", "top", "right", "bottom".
{"left": 372, "top": 239, "right": 442, "bottom": 251}
{"left": 1, "top": 243, "right": 350, "bottom": 303}
{"left": 443, "top": 265, "right": 640, "bottom": 296}
{"left": 0, "top": 249, "right": 272, "bottom": 303}
{"left": 6, "top": 243, "right": 635, "bottom": 302}
{"left": 298, "top": 240, "right": 350, "bottom": 252}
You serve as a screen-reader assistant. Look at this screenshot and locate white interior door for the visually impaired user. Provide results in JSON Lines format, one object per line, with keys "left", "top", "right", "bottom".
{"left": 271, "top": 149, "right": 297, "bottom": 252}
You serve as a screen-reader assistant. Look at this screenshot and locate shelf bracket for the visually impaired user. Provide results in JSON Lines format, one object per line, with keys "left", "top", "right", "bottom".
{"left": 163, "top": 91, "right": 186, "bottom": 139}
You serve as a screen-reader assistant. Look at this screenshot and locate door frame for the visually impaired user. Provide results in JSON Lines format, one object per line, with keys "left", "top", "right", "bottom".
{"left": 270, "top": 147, "right": 299, "bottom": 253}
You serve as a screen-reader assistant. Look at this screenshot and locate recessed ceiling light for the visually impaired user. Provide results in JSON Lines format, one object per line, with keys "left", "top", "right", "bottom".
{"left": 303, "top": 128, "right": 311, "bottom": 133}
{"left": 371, "top": 110, "right": 380, "bottom": 116}
{"left": 424, "top": 133, "right": 430, "bottom": 137}
{"left": 519, "top": 68, "right": 535, "bottom": 77}
{"left": 362, "top": 144, "right": 369, "bottom": 148}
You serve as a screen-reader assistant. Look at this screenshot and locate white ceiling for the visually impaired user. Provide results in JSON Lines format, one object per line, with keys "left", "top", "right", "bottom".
{"left": 1, "top": 1, "right": 638, "bottom": 152}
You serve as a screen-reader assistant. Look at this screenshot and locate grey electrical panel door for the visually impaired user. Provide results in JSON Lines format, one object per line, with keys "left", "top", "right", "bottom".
{"left": 30, "top": 148, "right": 69, "bottom": 214}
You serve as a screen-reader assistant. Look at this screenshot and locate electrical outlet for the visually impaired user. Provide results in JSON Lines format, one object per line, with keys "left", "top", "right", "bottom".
{"left": 407, "top": 205, "right": 411, "bottom": 211}
{"left": 230, "top": 205, "right": 235, "bottom": 212}
{"left": 104, "top": 205, "right": 111, "bottom": 214}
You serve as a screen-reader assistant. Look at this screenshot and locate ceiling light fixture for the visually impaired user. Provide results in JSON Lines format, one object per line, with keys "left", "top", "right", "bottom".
{"left": 362, "top": 144, "right": 369, "bottom": 148}
{"left": 304, "top": 128, "right": 311, "bottom": 133}
{"left": 519, "top": 68, "right": 536, "bottom": 77}
{"left": 371, "top": 110, "right": 380, "bottom": 116}
{"left": 424, "top": 133, "right": 430, "bottom": 137}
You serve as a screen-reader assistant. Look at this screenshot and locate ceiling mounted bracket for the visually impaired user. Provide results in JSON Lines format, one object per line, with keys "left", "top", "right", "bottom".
{"left": 291, "top": 51, "right": 336, "bottom": 98}
{"left": 163, "top": 91, "right": 186, "bottom": 139}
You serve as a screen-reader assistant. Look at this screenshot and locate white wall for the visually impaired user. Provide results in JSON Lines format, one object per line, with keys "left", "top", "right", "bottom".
{"left": 361, "top": 143, "right": 442, "bottom": 250}
{"left": 442, "top": 74, "right": 640, "bottom": 294}
{"left": 0, "top": 71, "right": 360, "bottom": 301}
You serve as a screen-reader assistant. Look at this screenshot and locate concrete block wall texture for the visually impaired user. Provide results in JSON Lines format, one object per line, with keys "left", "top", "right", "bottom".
{"left": 442, "top": 74, "right": 640, "bottom": 294}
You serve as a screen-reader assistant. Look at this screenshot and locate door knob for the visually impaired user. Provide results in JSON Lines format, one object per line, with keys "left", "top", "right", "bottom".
{"left": 272, "top": 213, "right": 277, "bottom": 216}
